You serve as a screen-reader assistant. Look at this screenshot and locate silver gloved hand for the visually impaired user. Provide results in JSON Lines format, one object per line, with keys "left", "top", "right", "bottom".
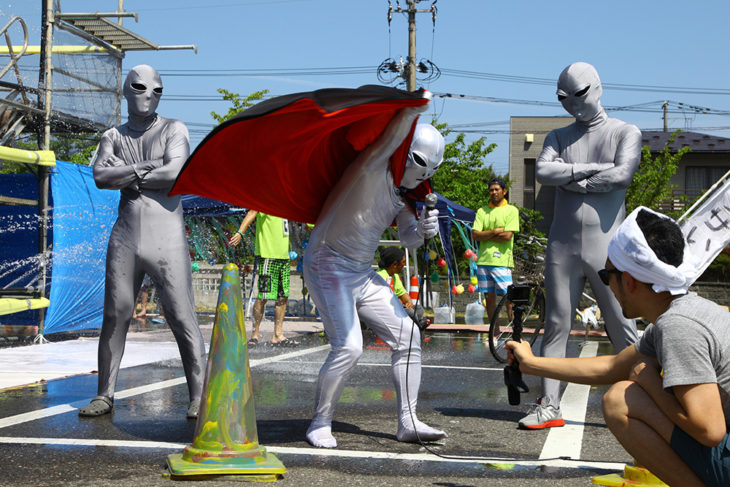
{"left": 416, "top": 208, "right": 439, "bottom": 239}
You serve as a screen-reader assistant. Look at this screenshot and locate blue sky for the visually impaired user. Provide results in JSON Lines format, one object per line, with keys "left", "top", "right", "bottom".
{"left": 4, "top": 0, "right": 730, "bottom": 175}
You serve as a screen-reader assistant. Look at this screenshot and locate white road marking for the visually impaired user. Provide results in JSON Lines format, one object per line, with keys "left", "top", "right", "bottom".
{"left": 0, "top": 436, "right": 626, "bottom": 471}
{"left": 0, "top": 340, "right": 185, "bottom": 390}
{"left": 282, "top": 361, "right": 504, "bottom": 372}
{"left": 539, "top": 341, "right": 598, "bottom": 460}
{"left": 0, "top": 345, "right": 330, "bottom": 430}
{"left": 0, "top": 341, "right": 612, "bottom": 471}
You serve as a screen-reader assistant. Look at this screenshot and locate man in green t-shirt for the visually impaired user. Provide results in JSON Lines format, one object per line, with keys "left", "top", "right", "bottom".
{"left": 229, "top": 210, "right": 298, "bottom": 346}
{"left": 376, "top": 246, "right": 413, "bottom": 310}
{"left": 472, "top": 178, "right": 520, "bottom": 322}
{"left": 375, "top": 246, "right": 431, "bottom": 331}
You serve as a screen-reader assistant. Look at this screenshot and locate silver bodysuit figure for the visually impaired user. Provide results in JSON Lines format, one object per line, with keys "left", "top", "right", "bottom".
{"left": 79, "top": 65, "right": 206, "bottom": 418}
{"left": 303, "top": 100, "right": 447, "bottom": 448}
{"left": 532, "top": 62, "right": 640, "bottom": 422}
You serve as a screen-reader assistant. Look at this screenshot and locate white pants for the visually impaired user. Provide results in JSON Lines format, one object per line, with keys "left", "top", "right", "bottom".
{"left": 304, "top": 244, "right": 422, "bottom": 427}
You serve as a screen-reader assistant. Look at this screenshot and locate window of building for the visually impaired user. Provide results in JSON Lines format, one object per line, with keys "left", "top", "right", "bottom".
{"left": 686, "top": 166, "right": 730, "bottom": 199}
{"left": 523, "top": 158, "right": 536, "bottom": 209}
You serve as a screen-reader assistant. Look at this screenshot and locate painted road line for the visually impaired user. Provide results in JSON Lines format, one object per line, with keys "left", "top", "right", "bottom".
{"left": 249, "top": 345, "right": 330, "bottom": 366}
{"left": 0, "top": 403, "right": 86, "bottom": 430}
{"left": 0, "top": 436, "right": 627, "bottom": 471}
{"left": 0, "top": 340, "right": 186, "bottom": 391}
{"left": 539, "top": 341, "right": 598, "bottom": 460}
{"left": 283, "top": 361, "right": 504, "bottom": 372}
{"left": 0, "top": 345, "right": 330, "bottom": 430}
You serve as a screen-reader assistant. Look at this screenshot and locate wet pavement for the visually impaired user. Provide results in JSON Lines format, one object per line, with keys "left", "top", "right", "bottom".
{"left": 0, "top": 321, "right": 633, "bottom": 486}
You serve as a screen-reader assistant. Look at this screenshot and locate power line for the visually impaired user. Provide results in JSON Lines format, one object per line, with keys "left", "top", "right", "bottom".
{"left": 439, "top": 68, "right": 730, "bottom": 96}
{"left": 157, "top": 67, "right": 376, "bottom": 77}
{"left": 448, "top": 126, "right": 730, "bottom": 136}
{"left": 432, "top": 93, "right": 730, "bottom": 116}
{"left": 135, "top": 0, "right": 310, "bottom": 11}
{"left": 161, "top": 89, "right": 730, "bottom": 116}
{"left": 153, "top": 65, "right": 730, "bottom": 96}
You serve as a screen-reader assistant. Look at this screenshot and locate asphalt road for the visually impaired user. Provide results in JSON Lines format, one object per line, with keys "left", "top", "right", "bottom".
{"left": 0, "top": 328, "right": 632, "bottom": 486}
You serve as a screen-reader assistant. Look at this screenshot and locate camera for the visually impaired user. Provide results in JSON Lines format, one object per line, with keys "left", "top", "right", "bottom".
{"left": 507, "top": 284, "right": 531, "bottom": 305}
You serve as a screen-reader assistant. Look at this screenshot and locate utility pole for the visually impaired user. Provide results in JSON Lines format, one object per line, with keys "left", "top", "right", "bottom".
{"left": 380, "top": 1, "right": 438, "bottom": 91}
{"left": 36, "top": 0, "right": 54, "bottom": 338}
{"left": 115, "top": 0, "right": 125, "bottom": 124}
{"left": 406, "top": 1, "right": 417, "bottom": 91}
{"left": 662, "top": 101, "right": 668, "bottom": 132}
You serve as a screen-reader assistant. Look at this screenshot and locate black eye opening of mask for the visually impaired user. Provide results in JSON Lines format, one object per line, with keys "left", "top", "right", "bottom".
{"left": 131, "top": 83, "right": 146, "bottom": 91}
{"left": 153, "top": 87, "right": 163, "bottom": 95}
{"left": 412, "top": 153, "right": 427, "bottom": 167}
{"left": 557, "top": 94, "right": 567, "bottom": 101}
{"left": 574, "top": 85, "right": 590, "bottom": 97}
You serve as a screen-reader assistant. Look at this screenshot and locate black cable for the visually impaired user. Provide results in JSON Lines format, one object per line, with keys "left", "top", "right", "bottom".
{"left": 401, "top": 237, "right": 585, "bottom": 463}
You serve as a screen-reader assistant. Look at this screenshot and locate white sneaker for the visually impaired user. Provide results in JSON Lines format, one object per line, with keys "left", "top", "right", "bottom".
{"left": 518, "top": 403, "right": 565, "bottom": 430}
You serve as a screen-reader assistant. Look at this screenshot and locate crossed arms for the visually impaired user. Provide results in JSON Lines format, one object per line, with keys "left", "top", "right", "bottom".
{"left": 535, "top": 125, "right": 641, "bottom": 194}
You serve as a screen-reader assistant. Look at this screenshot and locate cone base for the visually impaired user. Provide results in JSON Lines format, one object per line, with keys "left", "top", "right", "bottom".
{"left": 166, "top": 450, "right": 286, "bottom": 480}
{"left": 592, "top": 463, "right": 667, "bottom": 486}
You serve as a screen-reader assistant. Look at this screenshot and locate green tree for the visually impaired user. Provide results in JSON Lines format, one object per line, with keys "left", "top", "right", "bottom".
{"left": 189, "top": 88, "right": 270, "bottom": 265}
{"left": 427, "top": 123, "right": 503, "bottom": 278}
{"left": 0, "top": 133, "right": 101, "bottom": 173}
{"left": 430, "top": 122, "right": 498, "bottom": 211}
{"left": 426, "top": 123, "right": 546, "bottom": 281}
{"left": 625, "top": 129, "right": 690, "bottom": 216}
{"left": 210, "top": 88, "right": 269, "bottom": 124}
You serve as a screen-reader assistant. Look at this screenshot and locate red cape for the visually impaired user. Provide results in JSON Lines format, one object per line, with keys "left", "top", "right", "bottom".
{"left": 171, "top": 85, "right": 431, "bottom": 223}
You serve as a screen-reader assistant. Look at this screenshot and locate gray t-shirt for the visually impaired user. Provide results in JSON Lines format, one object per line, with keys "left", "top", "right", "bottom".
{"left": 636, "top": 292, "right": 730, "bottom": 428}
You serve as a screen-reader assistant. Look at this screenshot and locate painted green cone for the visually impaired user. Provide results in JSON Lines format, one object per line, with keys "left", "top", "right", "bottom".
{"left": 166, "top": 263, "right": 286, "bottom": 481}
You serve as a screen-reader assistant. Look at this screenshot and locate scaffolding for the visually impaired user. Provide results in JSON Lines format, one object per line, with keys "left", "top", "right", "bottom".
{"left": 0, "top": 0, "right": 196, "bottom": 339}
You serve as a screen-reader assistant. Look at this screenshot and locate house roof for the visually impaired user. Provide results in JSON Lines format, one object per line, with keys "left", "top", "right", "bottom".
{"left": 641, "top": 131, "right": 730, "bottom": 153}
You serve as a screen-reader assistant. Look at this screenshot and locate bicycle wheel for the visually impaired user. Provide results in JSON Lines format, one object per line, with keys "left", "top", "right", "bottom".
{"left": 488, "top": 285, "right": 545, "bottom": 363}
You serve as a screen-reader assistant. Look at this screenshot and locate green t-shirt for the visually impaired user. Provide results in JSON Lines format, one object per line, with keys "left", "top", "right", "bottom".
{"left": 473, "top": 203, "right": 519, "bottom": 267}
{"left": 376, "top": 268, "right": 407, "bottom": 297}
{"left": 255, "top": 213, "right": 290, "bottom": 259}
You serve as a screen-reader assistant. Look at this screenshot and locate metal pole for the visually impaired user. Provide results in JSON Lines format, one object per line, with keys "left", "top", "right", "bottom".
{"left": 36, "top": 0, "right": 54, "bottom": 338}
{"left": 116, "top": 0, "right": 124, "bottom": 124}
{"left": 662, "top": 101, "right": 668, "bottom": 132}
{"left": 406, "top": 0, "right": 417, "bottom": 91}
{"left": 41, "top": 0, "right": 52, "bottom": 150}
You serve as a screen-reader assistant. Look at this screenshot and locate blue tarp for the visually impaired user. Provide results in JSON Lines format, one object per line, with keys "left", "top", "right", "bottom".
{"left": 2, "top": 162, "right": 238, "bottom": 334}
{"left": 44, "top": 160, "right": 118, "bottom": 333}
{"left": 181, "top": 194, "right": 243, "bottom": 218}
{"left": 43, "top": 163, "right": 238, "bottom": 333}
{"left": 0, "top": 173, "right": 45, "bottom": 326}
{"left": 4, "top": 159, "right": 468, "bottom": 333}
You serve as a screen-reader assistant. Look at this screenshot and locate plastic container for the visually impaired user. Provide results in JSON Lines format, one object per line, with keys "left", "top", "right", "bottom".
{"left": 464, "top": 301, "right": 485, "bottom": 325}
{"left": 433, "top": 305, "right": 455, "bottom": 324}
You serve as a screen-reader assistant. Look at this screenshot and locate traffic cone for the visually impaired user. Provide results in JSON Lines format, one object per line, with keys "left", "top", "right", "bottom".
{"left": 366, "top": 335, "right": 390, "bottom": 351}
{"left": 592, "top": 461, "right": 667, "bottom": 486}
{"left": 166, "top": 263, "right": 286, "bottom": 481}
{"left": 409, "top": 275, "right": 419, "bottom": 305}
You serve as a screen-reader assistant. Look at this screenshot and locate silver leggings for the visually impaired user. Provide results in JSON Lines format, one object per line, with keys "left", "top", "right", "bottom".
{"left": 304, "top": 245, "right": 422, "bottom": 427}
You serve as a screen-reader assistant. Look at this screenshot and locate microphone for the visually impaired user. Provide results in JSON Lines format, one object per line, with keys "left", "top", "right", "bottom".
{"left": 419, "top": 192, "right": 439, "bottom": 250}
{"left": 417, "top": 192, "right": 439, "bottom": 328}
{"left": 424, "top": 192, "right": 437, "bottom": 215}
{"left": 420, "top": 192, "right": 438, "bottom": 241}
{"left": 423, "top": 192, "right": 438, "bottom": 238}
